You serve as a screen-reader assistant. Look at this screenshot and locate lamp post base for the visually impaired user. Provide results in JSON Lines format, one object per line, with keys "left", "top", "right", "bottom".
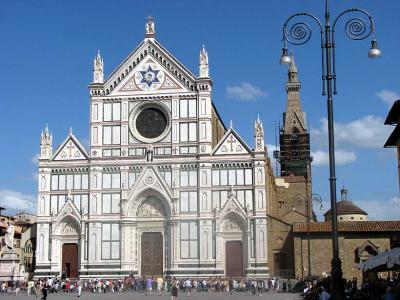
{"left": 330, "top": 256, "right": 344, "bottom": 300}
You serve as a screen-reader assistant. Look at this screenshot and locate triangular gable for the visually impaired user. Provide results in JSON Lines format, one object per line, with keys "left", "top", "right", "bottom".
{"left": 212, "top": 127, "right": 252, "bottom": 155}
{"left": 54, "top": 198, "right": 81, "bottom": 225}
{"left": 217, "top": 192, "right": 248, "bottom": 221}
{"left": 112, "top": 56, "right": 187, "bottom": 95}
{"left": 126, "top": 166, "right": 174, "bottom": 204}
{"left": 52, "top": 133, "right": 89, "bottom": 161}
{"left": 105, "top": 39, "right": 196, "bottom": 96}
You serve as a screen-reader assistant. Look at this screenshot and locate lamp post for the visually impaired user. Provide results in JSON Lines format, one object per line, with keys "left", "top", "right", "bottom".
{"left": 279, "top": 1, "right": 381, "bottom": 299}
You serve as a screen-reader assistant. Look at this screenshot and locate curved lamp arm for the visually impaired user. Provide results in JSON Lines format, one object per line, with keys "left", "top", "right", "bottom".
{"left": 282, "top": 13, "right": 326, "bottom": 95}
{"left": 331, "top": 8, "right": 377, "bottom": 94}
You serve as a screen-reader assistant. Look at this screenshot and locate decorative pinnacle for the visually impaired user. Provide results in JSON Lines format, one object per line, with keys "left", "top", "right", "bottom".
{"left": 289, "top": 51, "right": 297, "bottom": 73}
{"left": 68, "top": 127, "right": 73, "bottom": 134}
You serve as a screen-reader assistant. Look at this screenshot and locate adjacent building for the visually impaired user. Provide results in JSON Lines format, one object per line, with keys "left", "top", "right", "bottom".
{"left": 384, "top": 99, "right": 400, "bottom": 190}
{"left": 35, "top": 18, "right": 269, "bottom": 279}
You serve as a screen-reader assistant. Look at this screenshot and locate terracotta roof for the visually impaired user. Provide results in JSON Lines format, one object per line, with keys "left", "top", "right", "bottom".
{"left": 293, "top": 221, "right": 400, "bottom": 233}
{"left": 385, "top": 100, "right": 400, "bottom": 125}
{"left": 324, "top": 200, "right": 367, "bottom": 216}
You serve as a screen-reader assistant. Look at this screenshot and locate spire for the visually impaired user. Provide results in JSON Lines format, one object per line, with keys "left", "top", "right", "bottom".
{"left": 93, "top": 50, "right": 104, "bottom": 84}
{"left": 145, "top": 16, "right": 155, "bottom": 38}
{"left": 199, "top": 44, "right": 209, "bottom": 78}
{"left": 229, "top": 120, "right": 233, "bottom": 129}
{"left": 254, "top": 115, "right": 264, "bottom": 151}
{"left": 40, "top": 124, "right": 53, "bottom": 159}
{"left": 283, "top": 51, "right": 305, "bottom": 133}
{"left": 289, "top": 52, "right": 297, "bottom": 74}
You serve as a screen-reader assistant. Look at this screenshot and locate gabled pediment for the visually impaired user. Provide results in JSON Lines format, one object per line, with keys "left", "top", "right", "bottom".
{"left": 104, "top": 39, "right": 197, "bottom": 96}
{"left": 218, "top": 192, "right": 248, "bottom": 221}
{"left": 52, "top": 133, "right": 89, "bottom": 161}
{"left": 212, "top": 127, "right": 253, "bottom": 156}
{"left": 54, "top": 198, "right": 81, "bottom": 225}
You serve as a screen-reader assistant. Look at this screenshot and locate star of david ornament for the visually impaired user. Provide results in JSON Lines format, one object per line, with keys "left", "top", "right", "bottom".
{"left": 139, "top": 65, "right": 160, "bottom": 88}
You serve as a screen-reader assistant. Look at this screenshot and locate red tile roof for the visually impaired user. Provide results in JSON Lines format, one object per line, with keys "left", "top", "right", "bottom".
{"left": 293, "top": 221, "right": 400, "bottom": 233}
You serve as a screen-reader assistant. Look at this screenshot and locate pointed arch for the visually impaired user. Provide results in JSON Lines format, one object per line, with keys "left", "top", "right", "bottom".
{"left": 201, "top": 193, "right": 207, "bottom": 211}
{"left": 90, "top": 233, "right": 97, "bottom": 260}
{"left": 126, "top": 187, "right": 172, "bottom": 217}
{"left": 257, "top": 169, "right": 263, "bottom": 183}
{"left": 257, "top": 191, "right": 264, "bottom": 209}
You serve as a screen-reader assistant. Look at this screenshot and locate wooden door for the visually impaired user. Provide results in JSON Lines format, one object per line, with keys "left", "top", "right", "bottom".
{"left": 225, "top": 241, "right": 243, "bottom": 278}
{"left": 62, "top": 243, "right": 78, "bottom": 279}
{"left": 141, "top": 233, "right": 163, "bottom": 277}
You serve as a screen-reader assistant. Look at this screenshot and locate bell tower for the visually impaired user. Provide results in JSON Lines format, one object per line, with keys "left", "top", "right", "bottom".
{"left": 279, "top": 53, "right": 311, "bottom": 177}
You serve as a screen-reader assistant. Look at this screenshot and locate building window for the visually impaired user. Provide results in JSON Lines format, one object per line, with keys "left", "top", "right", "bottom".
{"left": 102, "top": 173, "right": 121, "bottom": 189}
{"left": 102, "top": 193, "right": 120, "bottom": 214}
{"left": 103, "top": 102, "right": 121, "bottom": 121}
{"left": 180, "top": 170, "right": 197, "bottom": 187}
{"left": 101, "top": 223, "right": 120, "bottom": 260}
{"left": 180, "top": 99, "right": 197, "bottom": 118}
{"left": 180, "top": 221, "right": 198, "bottom": 259}
{"left": 180, "top": 191, "right": 197, "bottom": 212}
{"left": 50, "top": 195, "right": 66, "bottom": 214}
{"left": 211, "top": 169, "right": 253, "bottom": 186}
{"left": 103, "top": 126, "right": 121, "bottom": 145}
{"left": 159, "top": 170, "right": 172, "bottom": 187}
{"left": 50, "top": 174, "right": 89, "bottom": 191}
{"left": 179, "top": 123, "right": 197, "bottom": 142}
{"left": 72, "top": 194, "right": 89, "bottom": 213}
{"left": 211, "top": 189, "right": 253, "bottom": 210}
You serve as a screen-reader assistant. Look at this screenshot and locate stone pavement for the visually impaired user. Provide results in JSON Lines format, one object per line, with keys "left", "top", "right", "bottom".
{"left": 8, "top": 291, "right": 302, "bottom": 300}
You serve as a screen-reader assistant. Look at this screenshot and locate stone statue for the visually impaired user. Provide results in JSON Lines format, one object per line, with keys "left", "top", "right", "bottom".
{"left": 5, "top": 222, "right": 14, "bottom": 250}
{"left": 145, "top": 16, "right": 155, "bottom": 36}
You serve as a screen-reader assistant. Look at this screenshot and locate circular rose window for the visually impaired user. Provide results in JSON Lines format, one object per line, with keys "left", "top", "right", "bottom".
{"left": 136, "top": 107, "right": 167, "bottom": 139}
{"left": 129, "top": 102, "right": 170, "bottom": 143}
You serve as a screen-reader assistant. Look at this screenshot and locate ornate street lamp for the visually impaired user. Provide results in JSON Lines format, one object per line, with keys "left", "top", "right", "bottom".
{"left": 279, "top": 1, "right": 380, "bottom": 299}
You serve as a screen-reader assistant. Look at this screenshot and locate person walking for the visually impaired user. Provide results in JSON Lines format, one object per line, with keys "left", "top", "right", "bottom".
{"left": 257, "top": 280, "right": 263, "bottom": 296}
{"left": 41, "top": 279, "right": 48, "bottom": 300}
{"left": 157, "top": 276, "right": 163, "bottom": 295}
{"left": 145, "top": 277, "right": 153, "bottom": 296}
{"left": 77, "top": 278, "right": 82, "bottom": 298}
{"left": 171, "top": 278, "right": 178, "bottom": 300}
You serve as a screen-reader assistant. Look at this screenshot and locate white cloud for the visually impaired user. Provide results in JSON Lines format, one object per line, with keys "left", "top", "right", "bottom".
{"left": 31, "top": 153, "right": 39, "bottom": 164}
{"left": 226, "top": 82, "right": 266, "bottom": 101}
{"left": 376, "top": 89, "right": 400, "bottom": 106}
{"left": 311, "top": 115, "right": 391, "bottom": 149}
{"left": 0, "top": 190, "right": 36, "bottom": 213}
{"left": 312, "top": 149, "right": 357, "bottom": 166}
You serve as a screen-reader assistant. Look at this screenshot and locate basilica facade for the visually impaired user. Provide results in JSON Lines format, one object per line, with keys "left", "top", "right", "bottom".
{"left": 35, "top": 17, "right": 269, "bottom": 279}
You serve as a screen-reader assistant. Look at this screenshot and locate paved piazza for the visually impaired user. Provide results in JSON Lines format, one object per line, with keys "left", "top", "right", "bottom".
{"left": 10, "top": 292, "right": 301, "bottom": 300}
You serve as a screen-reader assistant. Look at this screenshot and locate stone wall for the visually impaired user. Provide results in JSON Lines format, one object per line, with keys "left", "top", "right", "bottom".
{"left": 294, "top": 232, "right": 391, "bottom": 282}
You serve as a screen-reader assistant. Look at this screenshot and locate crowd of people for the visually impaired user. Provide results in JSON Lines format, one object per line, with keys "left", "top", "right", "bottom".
{"left": 0, "top": 276, "right": 285, "bottom": 297}
{"left": 2, "top": 273, "right": 400, "bottom": 299}
{"left": 301, "top": 273, "right": 400, "bottom": 300}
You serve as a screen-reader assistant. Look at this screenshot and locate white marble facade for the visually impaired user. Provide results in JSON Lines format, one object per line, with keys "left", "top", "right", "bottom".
{"left": 35, "top": 18, "right": 269, "bottom": 279}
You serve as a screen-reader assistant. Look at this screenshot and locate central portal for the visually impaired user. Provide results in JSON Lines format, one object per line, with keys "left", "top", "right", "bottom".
{"left": 141, "top": 232, "right": 163, "bottom": 277}
{"left": 62, "top": 243, "right": 78, "bottom": 279}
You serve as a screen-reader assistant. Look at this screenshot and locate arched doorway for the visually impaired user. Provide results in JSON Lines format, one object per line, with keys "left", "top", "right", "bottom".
{"left": 136, "top": 195, "right": 168, "bottom": 277}
{"left": 221, "top": 213, "right": 246, "bottom": 278}
{"left": 58, "top": 218, "right": 80, "bottom": 279}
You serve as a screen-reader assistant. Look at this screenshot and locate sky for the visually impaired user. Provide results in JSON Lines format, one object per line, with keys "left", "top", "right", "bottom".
{"left": 0, "top": 0, "right": 399, "bottom": 220}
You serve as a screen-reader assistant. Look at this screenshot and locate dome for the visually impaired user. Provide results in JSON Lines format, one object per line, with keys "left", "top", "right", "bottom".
{"left": 324, "top": 187, "right": 368, "bottom": 222}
